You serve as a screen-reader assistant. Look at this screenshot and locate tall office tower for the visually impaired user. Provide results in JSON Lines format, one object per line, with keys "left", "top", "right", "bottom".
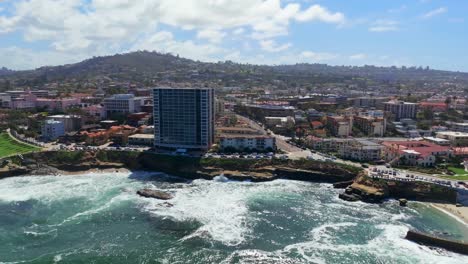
{"left": 153, "top": 87, "right": 214, "bottom": 150}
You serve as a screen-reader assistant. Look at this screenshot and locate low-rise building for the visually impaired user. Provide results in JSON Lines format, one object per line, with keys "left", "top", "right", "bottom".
{"left": 382, "top": 140, "right": 451, "bottom": 167}
{"left": 35, "top": 97, "right": 81, "bottom": 111}
{"left": 218, "top": 135, "right": 276, "bottom": 152}
{"left": 339, "top": 139, "right": 384, "bottom": 162}
{"left": 351, "top": 96, "right": 389, "bottom": 108}
{"left": 354, "top": 115, "right": 386, "bottom": 137}
{"left": 46, "top": 115, "right": 82, "bottom": 132}
{"left": 419, "top": 102, "right": 448, "bottom": 112}
{"left": 384, "top": 100, "right": 417, "bottom": 121}
{"left": 452, "top": 123, "right": 468, "bottom": 133}
{"left": 326, "top": 116, "right": 353, "bottom": 137}
{"left": 128, "top": 134, "right": 154, "bottom": 146}
{"left": 41, "top": 120, "right": 65, "bottom": 141}
{"left": 436, "top": 131, "right": 468, "bottom": 147}
{"left": 103, "top": 94, "right": 142, "bottom": 115}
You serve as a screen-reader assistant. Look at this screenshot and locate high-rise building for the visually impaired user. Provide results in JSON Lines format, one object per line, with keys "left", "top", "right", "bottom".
{"left": 384, "top": 100, "right": 417, "bottom": 121}
{"left": 153, "top": 87, "right": 214, "bottom": 150}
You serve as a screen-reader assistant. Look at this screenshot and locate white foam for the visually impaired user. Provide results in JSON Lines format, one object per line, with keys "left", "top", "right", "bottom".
{"left": 142, "top": 179, "right": 308, "bottom": 246}
{"left": 0, "top": 173, "right": 139, "bottom": 203}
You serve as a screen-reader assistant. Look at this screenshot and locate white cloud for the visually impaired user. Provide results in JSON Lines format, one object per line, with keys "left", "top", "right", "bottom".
{"left": 349, "top": 53, "right": 367, "bottom": 60}
{"left": 421, "top": 7, "right": 447, "bottom": 19}
{"left": 295, "top": 4, "right": 345, "bottom": 24}
{"left": 196, "top": 29, "right": 226, "bottom": 43}
{"left": 259, "top": 39, "right": 292, "bottom": 52}
{"left": 0, "top": 46, "right": 97, "bottom": 70}
{"left": 233, "top": 28, "right": 245, "bottom": 35}
{"left": 0, "top": 0, "right": 347, "bottom": 69}
{"left": 369, "top": 20, "right": 399, "bottom": 32}
{"left": 131, "top": 31, "right": 225, "bottom": 62}
{"left": 300, "top": 51, "right": 339, "bottom": 61}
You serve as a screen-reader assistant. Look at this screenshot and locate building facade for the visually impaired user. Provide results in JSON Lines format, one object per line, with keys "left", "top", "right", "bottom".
{"left": 41, "top": 120, "right": 65, "bottom": 141}
{"left": 384, "top": 100, "right": 417, "bottom": 121}
{"left": 103, "top": 94, "right": 137, "bottom": 115}
{"left": 219, "top": 135, "right": 276, "bottom": 152}
{"left": 153, "top": 87, "right": 215, "bottom": 150}
{"left": 46, "top": 115, "right": 82, "bottom": 132}
{"left": 354, "top": 115, "right": 387, "bottom": 137}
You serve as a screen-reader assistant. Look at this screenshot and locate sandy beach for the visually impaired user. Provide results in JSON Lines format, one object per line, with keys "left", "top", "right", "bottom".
{"left": 431, "top": 203, "right": 468, "bottom": 227}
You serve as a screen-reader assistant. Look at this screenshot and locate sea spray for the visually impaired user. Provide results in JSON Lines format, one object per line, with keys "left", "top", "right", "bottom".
{"left": 0, "top": 172, "right": 467, "bottom": 263}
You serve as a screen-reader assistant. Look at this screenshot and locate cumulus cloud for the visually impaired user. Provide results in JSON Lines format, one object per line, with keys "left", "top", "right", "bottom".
{"left": 259, "top": 39, "right": 292, "bottom": 52}
{"left": 0, "top": 0, "right": 346, "bottom": 69}
{"left": 131, "top": 31, "right": 225, "bottom": 62}
{"left": 196, "top": 29, "right": 226, "bottom": 43}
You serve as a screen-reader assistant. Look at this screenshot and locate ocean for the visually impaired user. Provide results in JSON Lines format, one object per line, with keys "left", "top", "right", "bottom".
{"left": 0, "top": 171, "right": 467, "bottom": 263}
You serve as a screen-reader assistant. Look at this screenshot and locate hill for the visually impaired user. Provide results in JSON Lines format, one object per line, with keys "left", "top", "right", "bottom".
{"left": 1, "top": 51, "right": 468, "bottom": 91}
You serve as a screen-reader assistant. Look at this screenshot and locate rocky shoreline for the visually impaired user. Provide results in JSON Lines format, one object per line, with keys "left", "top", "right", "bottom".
{"left": 0, "top": 150, "right": 459, "bottom": 208}
{"left": 335, "top": 172, "right": 458, "bottom": 205}
{"left": 0, "top": 150, "right": 361, "bottom": 184}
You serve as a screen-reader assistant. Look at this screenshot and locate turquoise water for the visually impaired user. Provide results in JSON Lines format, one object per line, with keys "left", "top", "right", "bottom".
{"left": 0, "top": 172, "right": 467, "bottom": 263}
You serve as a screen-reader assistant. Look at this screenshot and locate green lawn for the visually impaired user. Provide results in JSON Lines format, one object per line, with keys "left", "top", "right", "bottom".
{"left": 439, "top": 167, "right": 468, "bottom": 181}
{"left": 448, "top": 167, "right": 468, "bottom": 176}
{"left": 0, "top": 133, "right": 40, "bottom": 158}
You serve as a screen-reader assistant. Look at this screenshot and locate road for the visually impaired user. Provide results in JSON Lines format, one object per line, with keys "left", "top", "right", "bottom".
{"left": 367, "top": 165, "right": 468, "bottom": 189}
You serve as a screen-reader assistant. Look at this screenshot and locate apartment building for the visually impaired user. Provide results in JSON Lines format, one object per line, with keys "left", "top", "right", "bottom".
{"left": 354, "top": 115, "right": 386, "bottom": 137}
{"left": 103, "top": 94, "right": 141, "bottom": 115}
{"left": 384, "top": 100, "right": 417, "bottom": 121}
{"left": 219, "top": 135, "right": 276, "bottom": 152}
{"left": 326, "top": 116, "right": 353, "bottom": 137}
{"left": 41, "top": 120, "right": 65, "bottom": 141}
{"left": 153, "top": 87, "right": 215, "bottom": 150}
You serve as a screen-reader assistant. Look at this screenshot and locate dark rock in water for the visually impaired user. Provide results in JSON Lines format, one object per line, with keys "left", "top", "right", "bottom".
{"left": 399, "top": 198, "right": 408, "bottom": 207}
{"left": 137, "top": 189, "right": 173, "bottom": 200}
{"left": 162, "top": 202, "right": 174, "bottom": 207}
{"left": 333, "top": 180, "right": 354, "bottom": 189}
{"left": 339, "top": 193, "right": 361, "bottom": 202}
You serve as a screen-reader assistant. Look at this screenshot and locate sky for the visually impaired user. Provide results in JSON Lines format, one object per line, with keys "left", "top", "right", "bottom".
{"left": 0, "top": 0, "right": 467, "bottom": 71}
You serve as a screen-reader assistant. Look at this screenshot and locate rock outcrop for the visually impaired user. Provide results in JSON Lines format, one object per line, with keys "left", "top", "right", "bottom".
{"left": 338, "top": 182, "right": 386, "bottom": 203}
{"left": 137, "top": 189, "right": 173, "bottom": 200}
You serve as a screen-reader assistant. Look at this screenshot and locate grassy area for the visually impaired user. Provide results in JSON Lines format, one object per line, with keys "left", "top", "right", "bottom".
{"left": 448, "top": 167, "right": 468, "bottom": 176}
{"left": 0, "top": 132, "right": 40, "bottom": 158}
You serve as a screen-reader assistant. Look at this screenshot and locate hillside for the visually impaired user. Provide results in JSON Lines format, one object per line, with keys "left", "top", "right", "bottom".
{"left": 1, "top": 51, "right": 468, "bottom": 91}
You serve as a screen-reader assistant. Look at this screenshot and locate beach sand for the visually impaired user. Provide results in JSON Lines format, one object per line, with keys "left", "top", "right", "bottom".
{"left": 431, "top": 203, "right": 468, "bottom": 227}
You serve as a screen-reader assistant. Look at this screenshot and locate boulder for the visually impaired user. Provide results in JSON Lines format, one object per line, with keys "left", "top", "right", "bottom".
{"left": 137, "top": 189, "right": 173, "bottom": 200}
{"left": 339, "top": 193, "right": 361, "bottom": 202}
{"left": 399, "top": 198, "right": 408, "bottom": 207}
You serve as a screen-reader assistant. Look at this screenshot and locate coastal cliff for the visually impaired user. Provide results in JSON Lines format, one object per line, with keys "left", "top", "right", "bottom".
{"left": 0, "top": 150, "right": 362, "bottom": 183}
{"left": 338, "top": 173, "right": 457, "bottom": 204}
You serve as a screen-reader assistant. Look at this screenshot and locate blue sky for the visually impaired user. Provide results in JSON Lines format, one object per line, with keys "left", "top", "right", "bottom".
{"left": 0, "top": 0, "right": 467, "bottom": 71}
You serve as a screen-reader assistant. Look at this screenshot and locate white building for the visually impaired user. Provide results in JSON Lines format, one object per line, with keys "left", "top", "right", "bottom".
{"left": 46, "top": 115, "right": 82, "bottom": 132}
{"left": 219, "top": 135, "right": 276, "bottom": 152}
{"left": 452, "top": 123, "right": 468, "bottom": 133}
{"left": 384, "top": 100, "right": 417, "bottom": 121}
{"left": 103, "top": 94, "right": 139, "bottom": 115}
{"left": 128, "top": 134, "right": 154, "bottom": 146}
{"left": 41, "top": 120, "right": 65, "bottom": 141}
{"left": 436, "top": 131, "right": 468, "bottom": 147}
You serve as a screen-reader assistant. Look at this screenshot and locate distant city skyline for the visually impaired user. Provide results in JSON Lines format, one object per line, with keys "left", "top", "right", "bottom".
{"left": 0, "top": 0, "right": 467, "bottom": 71}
